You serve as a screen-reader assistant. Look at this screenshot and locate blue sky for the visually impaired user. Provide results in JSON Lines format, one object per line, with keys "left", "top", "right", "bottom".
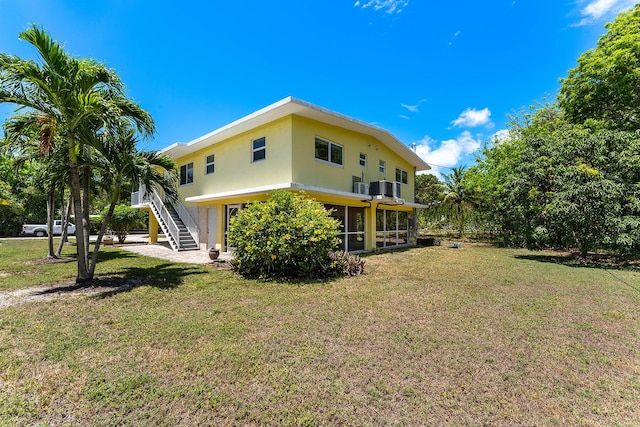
{"left": 1, "top": 0, "right": 637, "bottom": 176}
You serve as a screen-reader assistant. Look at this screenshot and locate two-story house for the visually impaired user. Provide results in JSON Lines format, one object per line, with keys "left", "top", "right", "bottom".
{"left": 132, "top": 97, "right": 430, "bottom": 253}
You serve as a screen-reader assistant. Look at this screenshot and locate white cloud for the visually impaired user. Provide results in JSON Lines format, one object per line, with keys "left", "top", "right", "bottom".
{"left": 448, "top": 30, "right": 462, "bottom": 46}
{"left": 413, "top": 131, "right": 481, "bottom": 177}
{"left": 450, "top": 107, "right": 492, "bottom": 128}
{"left": 401, "top": 103, "right": 419, "bottom": 113}
{"left": 491, "top": 129, "right": 511, "bottom": 143}
{"left": 584, "top": 0, "right": 618, "bottom": 19}
{"left": 574, "top": 0, "right": 637, "bottom": 26}
{"left": 401, "top": 98, "right": 426, "bottom": 113}
{"left": 354, "top": 0, "right": 409, "bottom": 14}
{"left": 399, "top": 114, "right": 410, "bottom": 120}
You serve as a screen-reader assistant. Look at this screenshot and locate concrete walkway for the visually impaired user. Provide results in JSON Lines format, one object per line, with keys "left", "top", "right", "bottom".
{"left": 101, "top": 235, "right": 231, "bottom": 265}
{"left": 5, "top": 234, "right": 228, "bottom": 265}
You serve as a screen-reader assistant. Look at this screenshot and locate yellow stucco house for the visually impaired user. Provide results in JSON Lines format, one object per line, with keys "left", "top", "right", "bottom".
{"left": 132, "top": 97, "right": 430, "bottom": 253}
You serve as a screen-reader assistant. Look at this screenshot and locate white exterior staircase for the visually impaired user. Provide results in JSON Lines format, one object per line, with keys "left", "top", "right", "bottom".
{"left": 132, "top": 186, "right": 200, "bottom": 251}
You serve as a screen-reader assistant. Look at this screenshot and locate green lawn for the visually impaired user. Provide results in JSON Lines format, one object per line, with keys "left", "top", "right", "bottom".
{"left": 1, "top": 239, "right": 639, "bottom": 426}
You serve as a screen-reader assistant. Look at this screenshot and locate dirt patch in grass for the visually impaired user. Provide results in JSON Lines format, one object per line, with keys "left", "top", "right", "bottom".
{"left": 0, "top": 276, "right": 144, "bottom": 309}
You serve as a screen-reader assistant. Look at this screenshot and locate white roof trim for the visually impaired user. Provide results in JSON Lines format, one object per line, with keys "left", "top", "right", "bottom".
{"left": 289, "top": 182, "right": 374, "bottom": 201}
{"left": 162, "top": 97, "right": 430, "bottom": 171}
{"left": 185, "top": 182, "right": 373, "bottom": 203}
{"left": 185, "top": 182, "right": 293, "bottom": 203}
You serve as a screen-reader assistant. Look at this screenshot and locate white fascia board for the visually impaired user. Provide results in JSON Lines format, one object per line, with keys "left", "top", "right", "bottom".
{"left": 289, "top": 182, "right": 374, "bottom": 201}
{"left": 185, "top": 182, "right": 293, "bottom": 203}
{"left": 185, "top": 182, "right": 373, "bottom": 203}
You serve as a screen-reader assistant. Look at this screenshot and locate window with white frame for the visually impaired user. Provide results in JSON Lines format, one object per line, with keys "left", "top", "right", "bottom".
{"left": 376, "top": 209, "right": 409, "bottom": 248}
{"left": 252, "top": 137, "right": 266, "bottom": 162}
{"left": 325, "top": 204, "right": 365, "bottom": 252}
{"left": 180, "top": 162, "right": 194, "bottom": 186}
{"left": 359, "top": 153, "right": 366, "bottom": 167}
{"left": 379, "top": 160, "right": 386, "bottom": 174}
{"left": 315, "top": 137, "right": 343, "bottom": 166}
{"left": 396, "top": 168, "right": 408, "bottom": 184}
{"left": 205, "top": 154, "right": 215, "bottom": 175}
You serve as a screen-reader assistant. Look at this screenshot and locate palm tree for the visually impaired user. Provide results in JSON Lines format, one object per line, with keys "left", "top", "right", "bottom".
{"left": 443, "top": 166, "right": 474, "bottom": 237}
{"left": 88, "top": 122, "right": 177, "bottom": 277}
{"left": 0, "top": 25, "right": 155, "bottom": 282}
{"left": 1, "top": 111, "right": 67, "bottom": 258}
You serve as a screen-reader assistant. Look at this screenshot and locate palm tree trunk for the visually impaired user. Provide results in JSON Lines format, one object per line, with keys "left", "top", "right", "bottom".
{"left": 81, "top": 164, "right": 92, "bottom": 274}
{"left": 56, "top": 194, "right": 73, "bottom": 257}
{"left": 46, "top": 187, "right": 56, "bottom": 258}
{"left": 69, "top": 154, "right": 91, "bottom": 283}
{"left": 89, "top": 199, "right": 117, "bottom": 278}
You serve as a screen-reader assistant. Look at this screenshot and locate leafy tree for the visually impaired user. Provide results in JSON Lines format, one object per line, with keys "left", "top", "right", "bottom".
{"left": 0, "top": 180, "right": 23, "bottom": 236}
{"left": 466, "top": 132, "right": 524, "bottom": 243}
{"left": 414, "top": 173, "right": 446, "bottom": 230}
{"left": 500, "top": 125, "right": 640, "bottom": 256}
{"left": 559, "top": 4, "right": 640, "bottom": 130}
{"left": 415, "top": 173, "right": 445, "bottom": 206}
{"left": 228, "top": 191, "right": 340, "bottom": 279}
{"left": 101, "top": 204, "right": 145, "bottom": 244}
{"left": 0, "top": 149, "right": 48, "bottom": 235}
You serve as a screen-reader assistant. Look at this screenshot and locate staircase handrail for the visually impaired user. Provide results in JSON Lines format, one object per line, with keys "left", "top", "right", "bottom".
{"left": 131, "top": 184, "right": 147, "bottom": 207}
{"left": 170, "top": 199, "right": 200, "bottom": 248}
{"left": 149, "top": 189, "right": 182, "bottom": 250}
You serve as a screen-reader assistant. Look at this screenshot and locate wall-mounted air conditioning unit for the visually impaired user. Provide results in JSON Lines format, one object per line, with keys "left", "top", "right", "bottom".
{"left": 392, "top": 181, "right": 401, "bottom": 198}
{"left": 353, "top": 182, "right": 369, "bottom": 195}
{"left": 370, "top": 180, "right": 402, "bottom": 198}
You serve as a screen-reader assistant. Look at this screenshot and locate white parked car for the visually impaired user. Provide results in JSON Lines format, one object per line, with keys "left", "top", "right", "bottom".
{"left": 21, "top": 220, "right": 76, "bottom": 237}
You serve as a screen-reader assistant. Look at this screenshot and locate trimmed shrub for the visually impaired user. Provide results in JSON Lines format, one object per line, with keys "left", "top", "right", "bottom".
{"left": 228, "top": 190, "right": 340, "bottom": 279}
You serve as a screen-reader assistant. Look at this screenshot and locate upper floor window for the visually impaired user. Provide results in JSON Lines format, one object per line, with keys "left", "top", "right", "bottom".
{"left": 205, "top": 154, "right": 215, "bottom": 174}
{"left": 396, "top": 168, "right": 408, "bottom": 184}
{"left": 180, "top": 162, "right": 194, "bottom": 186}
{"left": 252, "top": 137, "right": 266, "bottom": 162}
{"left": 379, "top": 160, "right": 386, "bottom": 174}
{"left": 359, "top": 153, "right": 367, "bottom": 167}
{"left": 315, "top": 137, "right": 343, "bottom": 166}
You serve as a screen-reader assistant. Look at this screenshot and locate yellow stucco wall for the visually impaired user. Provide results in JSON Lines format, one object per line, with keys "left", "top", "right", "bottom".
{"left": 167, "top": 113, "right": 420, "bottom": 252}
{"left": 173, "top": 116, "right": 293, "bottom": 207}
{"left": 290, "top": 115, "right": 416, "bottom": 203}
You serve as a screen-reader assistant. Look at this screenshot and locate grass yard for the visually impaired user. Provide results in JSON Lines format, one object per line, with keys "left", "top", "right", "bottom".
{"left": 0, "top": 239, "right": 639, "bottom": 426}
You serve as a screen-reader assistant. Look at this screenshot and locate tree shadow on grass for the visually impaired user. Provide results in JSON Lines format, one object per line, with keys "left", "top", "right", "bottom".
{"left": 513, "top": 252, "right": 640, "bottom": 272}
{"left": 31, "top": 262, "right": 208, "bottom": 300}
{"left": 513, "top": 251, "right": 640, "bottom": 293}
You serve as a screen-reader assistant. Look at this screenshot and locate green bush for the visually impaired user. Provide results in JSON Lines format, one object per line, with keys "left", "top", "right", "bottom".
{"left": 228, "top": 190, "right": 341, "bottom": 279}
{"left": 88, "top": 216, "right": 104, "bottom": 234}
{"left": 0, "top": 202, "right": 23, "bottom": 236}
{"left": 101, "top": 204, "right": 146, "bottom": 243}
